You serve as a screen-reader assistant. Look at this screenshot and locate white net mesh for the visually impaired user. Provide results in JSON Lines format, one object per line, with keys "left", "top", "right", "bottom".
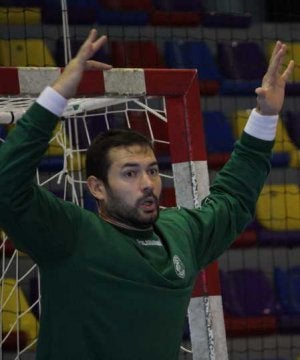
{"left": 0, "top": 94, "right": 182, "bottom": 359}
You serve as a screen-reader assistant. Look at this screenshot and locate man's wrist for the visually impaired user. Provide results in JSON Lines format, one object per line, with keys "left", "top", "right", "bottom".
{"left": 36, "top": 86, "right": 68, "bottom": 117}
{"left": 244, "top": 108, "right": 279, "bottom": 141}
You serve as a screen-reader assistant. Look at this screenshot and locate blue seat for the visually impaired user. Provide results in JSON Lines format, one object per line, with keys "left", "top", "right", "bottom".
{"left": 97, "top": 8, "right": 149, "bottom": 26}
{"left": 164, "top": 40, "right": 221, "bottom": 95}
{"left": 258, "top": 228, "right": 300, "bottom": 247}
{"left": 1, "top": 0, "right": 40, "bottom": 4}
{"left": 217, "top": 41, "right": 267, "bottom": 95}
{"left": 42, "top": 0, "right": 99, "bottom": 24}
{"left": 274, "top": 267, "right": 300, "bottom": 315}
{"left": 274, "top": 267, "right": 300, "bottom": 333}
{"left": 202, "top": 12, "right": 252, "bottom": 28}
{"left": 203, "top": 111, "right": 234, "bottom": 153}
{"left": 283, "top": 110, "right": 300, "bottom": 148}
{"left": 220, "top": 269, "right": 278, "bottom": 317}
{"left": 0, "top": 125, "right": 7, "bottom": 140}
{"left": 84, "top": 190, "right": 98, "bottom": 213}
{"left": 100, "top": 0, "right": 154, "bottom": 12}
{"left": 202, "top": 111, "right": 234, "bottom": 168}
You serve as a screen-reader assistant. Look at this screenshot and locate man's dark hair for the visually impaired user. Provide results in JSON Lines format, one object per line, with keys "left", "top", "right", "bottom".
{"left": 86, "top": 128, "right": 154, "bottom": 183}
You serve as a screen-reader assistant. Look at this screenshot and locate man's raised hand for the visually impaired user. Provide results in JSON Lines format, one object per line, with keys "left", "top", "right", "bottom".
{"left": 52, "top": 29, "right": 112, "bottom": 99}
{"left": 255, "top": 41, "right": 294, "bottom": 115}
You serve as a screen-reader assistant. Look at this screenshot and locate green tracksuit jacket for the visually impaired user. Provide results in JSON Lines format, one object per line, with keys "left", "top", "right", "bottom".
{"left": 0, "top": 102, "right": 272, "bottom": 359}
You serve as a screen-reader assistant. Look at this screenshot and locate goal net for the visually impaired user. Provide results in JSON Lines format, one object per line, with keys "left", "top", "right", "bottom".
{"left": 0, "top": 67, "right": 226, "bottom": 360}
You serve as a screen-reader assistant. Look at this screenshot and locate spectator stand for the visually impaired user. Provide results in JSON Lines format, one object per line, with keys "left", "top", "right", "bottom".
{"left": 220, "top": 269, "right": 278, "bottom": 337}
{"left": 217, "top": 41, "right": 267, "bottom": 96}
{"left": 164, "top": 40, "right": 221, "bottom": 95}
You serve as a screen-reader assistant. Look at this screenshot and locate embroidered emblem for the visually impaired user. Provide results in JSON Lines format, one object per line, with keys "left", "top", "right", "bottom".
{"left": 173, "top": 255, "right": 185, "bottom": 279}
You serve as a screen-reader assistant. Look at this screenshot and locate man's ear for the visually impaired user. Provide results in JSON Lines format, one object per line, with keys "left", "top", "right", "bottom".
{"left": 86, "top": 176, "right": 106, "bottom": 201}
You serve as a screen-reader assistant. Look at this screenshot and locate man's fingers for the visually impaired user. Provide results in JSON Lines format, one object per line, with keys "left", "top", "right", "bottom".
{"left": 269, "top": 41, "right": 282, "bottom": 62}
{"left": 282, "top": 60, "right": 295, "bottom": 81}
{"left": 93, "top": 35, "right": 108, "bottom": 53}
{"left": 77, "top": 32, "right": 108, "bottom": 63}
{"left": 86, "top": 60, "right": 112, "bottom": 70}
{"left": 255, "top": 87, "right": 266, "bottom": 97}
{"left": 267, "top": 45, "right": 286, "bottom": 79}
{"left": 87, "top": 28, "right": 98, "bottom": 43}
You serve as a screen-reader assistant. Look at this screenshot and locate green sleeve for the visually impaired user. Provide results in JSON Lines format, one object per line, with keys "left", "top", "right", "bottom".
{"left": 163, "top": 132, "right": 273, "bottom": 271}
{"left": 0, "top": 102, "right": 82, "bottom": 266}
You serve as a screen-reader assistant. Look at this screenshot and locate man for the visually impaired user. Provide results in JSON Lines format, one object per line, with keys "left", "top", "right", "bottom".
{"left": 0, "top": 29, "right": 294, "bottom": 359}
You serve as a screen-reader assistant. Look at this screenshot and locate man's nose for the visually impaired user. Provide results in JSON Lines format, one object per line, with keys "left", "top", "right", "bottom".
{"left": 140, "top": 172, "right": 154, "bottom": 190}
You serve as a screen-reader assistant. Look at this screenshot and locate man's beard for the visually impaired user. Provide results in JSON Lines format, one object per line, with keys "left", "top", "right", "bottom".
{"left": 101, "top": 187, "right": 160, "bottom": 229}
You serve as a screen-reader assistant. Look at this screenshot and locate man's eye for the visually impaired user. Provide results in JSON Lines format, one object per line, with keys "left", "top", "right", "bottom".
{"left": 124, "top": 170, "right": 136, "bottom": 178}
{"left": 149, "top": 168, "right": 159, "bottom": 176}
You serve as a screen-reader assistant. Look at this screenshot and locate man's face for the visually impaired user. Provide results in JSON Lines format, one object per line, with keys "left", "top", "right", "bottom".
{"left": 100, "top": 145, "right": 162, "bottom": 229}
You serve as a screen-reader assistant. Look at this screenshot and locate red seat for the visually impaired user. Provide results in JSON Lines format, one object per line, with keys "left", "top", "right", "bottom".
{"left": 150, "top": 10, "right": 202, "bottom": 26}
{"left": 224, "top": 314, "right": 277, "bottom": 337}
{"left": 111, "top": 40, "right": 165, "bottom": 68}
{"left": 100, "top": 0, "right": 154, "bottom": 11}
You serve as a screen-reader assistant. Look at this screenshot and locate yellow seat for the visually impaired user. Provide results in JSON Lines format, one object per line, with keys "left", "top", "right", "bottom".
{"left": 256, "top": 184, "right": 300, "bottom": 231}
{"left": 1, "top": 278, "right": 39, "bottom": 347}
{"left": 233, "top": 109, "right": 300, "bottom": 167}
{"left": 47, "top": 124, "right": 86, "bottom": 171}
{"left": 0, "top": 7, "right": 41, "bottom": 25}
{"left": 266, "top": 42, "right": 300, "bottom": 82}
{"left": 0, "top": 39, "right": 56, "bottom": 67}
{"left": 67, "top": 153, "right": 86, "bottom": 172}
{"left": 47, "top": 124, "right": 66, "bottom": 156}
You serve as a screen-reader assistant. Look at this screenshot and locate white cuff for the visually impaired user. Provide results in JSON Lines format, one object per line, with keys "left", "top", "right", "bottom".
{"left": 36, "top": 86, "right": 68, "bottom": 117}
{"left": 244, "top": 108, "right": 279, "bottom": 141}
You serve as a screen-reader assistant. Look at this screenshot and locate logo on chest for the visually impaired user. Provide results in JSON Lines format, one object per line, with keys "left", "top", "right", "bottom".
{"left": 173, "top": 255, "right": 186, "bottom": 279}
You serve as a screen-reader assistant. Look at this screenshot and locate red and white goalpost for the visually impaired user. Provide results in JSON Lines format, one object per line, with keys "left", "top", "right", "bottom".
{"left": 0, "top": 66, "right": 227, "bottom": 359}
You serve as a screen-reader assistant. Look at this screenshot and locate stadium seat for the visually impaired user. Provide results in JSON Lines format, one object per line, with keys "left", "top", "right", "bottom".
{"left": 152, "top": 0, "right": 204, "bottom": 11}
{"left": 0, "top": 6, "right": 41, "bottom": 24}
{"left": 43, "top": 0, "right": 149, "bottom": 25}
{"left": 46, "top": 124, "right": 66, "bottom": 156}
{"left": 202, "top": 111, "right": 234, "bottom": 169}
{"left": 217, "top": 41, "right": 267, "bottom": 95}
{"left": 0, "top": 39, "right": 56, "bottom": 66}
{"left": 100, "top": 0, "right": 154, "bottom": 11}
{"left": 233, "top": 109, "right": 300, "bottom": 168}
{"left": 1, "top": 0, "right": 39, "bottom": 5}
{"left": 220, "top": 269, "right": 278, "bottom": 336}
{"left": 283, "top": 110, "right": 300, "bottom": 148}
{"left": 42, "top": 0, "right": 98, "bottom": 24}
{"left": 256, "top": 184, "right": 300, "bottom": 246}
{"left": 150, "top": 10, "right": 202, "bottom": 26}
{"left": 2, "top": 237, "right": 16, "bottom": 257}
{"left": 150, "top": 0, "right": 203, "bottom": 25}
{"left": 111, "top": 40, "right": 165, "bottom": 68}
{"left": 0, "top": 124, "right": 7, "bottom": 140}
{"left": 202, "top": 11, "right": 252, "bottom": 28}
{"left": 97, "top": 8, "right": 149, "bottom": 25}
{"left": 231, "top": 221, "right": 258, "bottom": 248}
{"left": 275, "top": 267, "right": 300, "bottom": 315}
{"left": 39, "top": 154, "right": 86, "bottom": 172}
{"left": 220, "top": 269, "right": 278, "bottom": 317}
{"left": 164, "top": 41, "right": 221, "bottom": 95}
{"left": 2, "top": 330, "right": 27, "bottom": 351}
{"left": 274, "top": 267, "right": 300, "bottom": 333}
{"left": 160, "top": 187, "right": 176, "bottom": 207}
{"left": 1, "top": 278, "right": 39, "bottom": 348}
